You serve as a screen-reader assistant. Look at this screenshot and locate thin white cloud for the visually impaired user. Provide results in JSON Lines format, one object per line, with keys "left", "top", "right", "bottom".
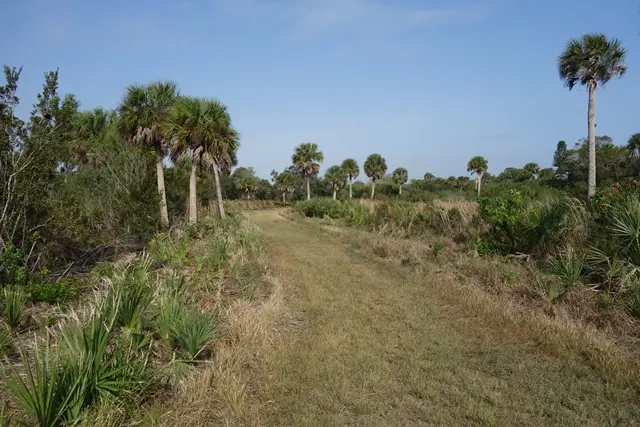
{"left": 214, "top": 0, "right": 492, "bottom": 36}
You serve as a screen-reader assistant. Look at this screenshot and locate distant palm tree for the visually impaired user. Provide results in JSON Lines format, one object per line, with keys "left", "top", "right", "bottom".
{"left": 341, "top": 158, "right": 359, "bottom": 199}
{"left": 275, "top": 170, "right": 297, "bottom": 204}
{"left": 423, "top": 172, "right": 435, "bottom": 181}
{"left": 118, "top": 81, "right": 178, "bottom": 228}
{"left": 627, "top": 133, "right": 640, "bottom": 157}
{"left": 523, "top": 162, "right": 540, "bottom": 180}
{"left": 292, "top": 143, "right": 323, "bottom": 200}
{"left": 324, "top": 165, "right": 347, "bottom": 200}
{"left": 364, "top": 154, "right": 387, "bottom": 199}
{"left": 392, "top": 167, "right": 408, "bottom": 195}
{"left": 558, "top": 33, "right": 626, "bottom": 200}
{"left": 163, "top": 96, "right": 239, "bottom": 222}
{"left": 467, "top": 156, "right": 488, "bottom": 197}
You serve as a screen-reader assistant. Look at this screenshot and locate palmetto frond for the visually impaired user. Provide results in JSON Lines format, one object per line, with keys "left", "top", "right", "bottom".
{"left": 292, "top": 143, "right": 324, "bottom": 178}
{"left": 392, "top": 167, "right": 409, "bottom": 186}
{"left": 341, "top": 158, "right": 359, "bottom": 181}
{"left": 627, "top": 133, "right": 640, "bottom": 157}
{"left": 118, "top": 81, "right": 178, "bottom": 153}
{"left": 163, "top": 96, "right": 239, "bottom": 172}
{"left": 364, "top": 154, "right": 387, "bottom": 181}
{"left": 558, "top": 33, "right": 627, "bottom": 90}
{"left": 324, "top": 165, "right": 347, "bottom": 190}
{"left": 467, "top": 156, "right": 488, "bottom": 175}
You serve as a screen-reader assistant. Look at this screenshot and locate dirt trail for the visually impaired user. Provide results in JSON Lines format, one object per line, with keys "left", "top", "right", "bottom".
{"left": 249, "top": 211, "right": 639, "bottom": 427}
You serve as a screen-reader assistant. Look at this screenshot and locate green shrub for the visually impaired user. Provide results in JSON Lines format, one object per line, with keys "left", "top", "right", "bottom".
{"left": 628, "top": 288, "right": 640, "bottom": 317}
{"left": 3, "top": 287, "right": 28, "bottom": 329}
{"left": 28, "top": 279, "right": 83, "bottom": 305}
{"left": 478, "top": 190, "right": 524, "bottom": 254}
{"left": 295, "top": 198, "right": 346, "bottom": 219}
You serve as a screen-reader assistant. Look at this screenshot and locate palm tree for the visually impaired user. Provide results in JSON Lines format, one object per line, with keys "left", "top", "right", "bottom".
{"left": 163, "top": 96, "right": 239, "bottom": 222}
{"left": 392, "top": 167, "right": 408, "bottom": 195}
{"left": 341, "top": 158, "right": 359, "bottom": 199}
{"left": 275, "top": 170, "right": 297, "bottom": 204}
{"left": 627, "top": 133, "right": 640, "bottom": 157}
{"left": 324, "top": 165, "right": 347, "bottom": 200}
{"left": 236, "top": 175, "right": 260, "bottom": 200}
{"left": 71, "top": 107, "right": 117, "bottom": 167}
{"left": 424, "top": 172, "right": 435, "bottom": 181}
{"left": 558, "top": 33, "right": 627, "bottom": 200}
{"left": 467, "top": 156, "right": 488, "bottom": 197}
{"left": 292, "top": 143, "right": 323, "bottom": 200}
{"left": 523, "top": 162, "right": 540, "bottom": 180}
{"left": 363, "top": 154, "right": 387, "bottom": 199}
{"left": 118, "top": 81, "right": 178, "bottom": 228}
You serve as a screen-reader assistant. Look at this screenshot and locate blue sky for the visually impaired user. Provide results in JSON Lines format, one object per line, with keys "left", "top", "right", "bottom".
{"left": 2, "top": 0, "right": 640, "bottom": 180}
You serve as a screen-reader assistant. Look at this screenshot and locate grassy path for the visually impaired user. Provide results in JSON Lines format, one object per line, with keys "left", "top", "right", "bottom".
{"left": 250, "top": 211, "right": 639, "bottom": 426}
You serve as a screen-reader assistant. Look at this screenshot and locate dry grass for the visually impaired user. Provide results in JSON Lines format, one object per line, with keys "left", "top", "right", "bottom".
{"left": 233, "top": 211, "right": 640, "bottom": 426}
{"left": 157, "top": 274, "right": 284, "bottom": 426}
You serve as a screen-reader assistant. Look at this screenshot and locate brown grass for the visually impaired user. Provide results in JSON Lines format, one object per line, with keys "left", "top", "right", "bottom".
{"left": 216, "top": 212, "right": 640, "bottom": 426}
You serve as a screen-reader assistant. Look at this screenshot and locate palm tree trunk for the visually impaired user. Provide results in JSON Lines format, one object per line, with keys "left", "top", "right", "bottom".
{"left": 156, "top": 153, "right": 169, "bottom": 229}
{"left": 306, "top": 177, "right": 311, "bottom": 200}
{"left": 212, "top": 162, "right": 225, "bottom": 219}
{"left": 282, "top": 192, "right": 286, "bottom": 204}
{"left": 587, "top": 81, "right": 597, "bottom": 201}
{"left": 371, "top": 182, "right": 376, "bottom": 199}
{"left": 476, "top": 173, "right": 483, "bottom": 197}
{"left": 399, "top": 185, "right": 402, "bottom": 196}
{"left": 333, "top": 189, "right": 337, "bottom": 200}
{"left": 189, "top": 163, "right": 197, "bottom": 225}
{"left": 349, "top": 180, "right": 353, "bottom": 199}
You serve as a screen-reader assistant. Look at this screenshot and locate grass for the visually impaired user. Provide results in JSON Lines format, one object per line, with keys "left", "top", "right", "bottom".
{"left": 218, "top": 211, "right": 640, "bottom": 426}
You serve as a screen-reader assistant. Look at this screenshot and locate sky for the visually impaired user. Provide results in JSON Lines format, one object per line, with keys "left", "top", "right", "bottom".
{"left": 2, "top": 0, "right": 640, "bottom": 180}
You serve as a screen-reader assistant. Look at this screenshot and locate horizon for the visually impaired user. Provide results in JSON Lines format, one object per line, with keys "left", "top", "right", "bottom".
{"left": 3, "top": 0, "right": 640, "bottom": 180}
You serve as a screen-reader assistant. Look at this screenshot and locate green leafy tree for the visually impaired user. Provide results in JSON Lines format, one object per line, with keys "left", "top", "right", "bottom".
{"left": 553, "top": 140, "right": 569, "bottom": 178}
{"left": 424, "top": 172, "right": 435, "bottom": 181}
{"left": 341, "top": 158, "right": 359, "bottom": 199}
{"left": 523, "top": 162, "right": 540, "bottom": 180}
{"left": 392, "top": 167, "right": 409, "bottom": 195}
{"left": 558, "top": 33, "right": 627, "bottom": 200}
{"left": 118, "top": 81, "right": 179, "bottom": 228}
{"left": 324, "top": 165, "right": 347, "bottom": 200}
{"left": 467, "top": 156, "right": 488, "bottom": 196}
{"left": 275, "top": 170, "right": 297, "bottom": 204}
{"left": 164, "top": 97, "right": 239, "bottom": 222}
{"left": 363, "top": 154, "right": 387, "bottom": 199}
{"left": 292, "top": 143, "right": 323, "bottom": 200}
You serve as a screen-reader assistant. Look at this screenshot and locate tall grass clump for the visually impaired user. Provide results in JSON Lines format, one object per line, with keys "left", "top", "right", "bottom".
{"left": 295, "top": 198, "right": 346, "bottom": 219}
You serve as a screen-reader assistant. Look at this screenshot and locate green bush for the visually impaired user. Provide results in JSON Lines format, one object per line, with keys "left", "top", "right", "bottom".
{"left": 28, "top": 279, "right": 83, "bottom": 305}
{"left": 295, "top": 198, "right": 346, "bottom": 219}
{"left": 477, "top": 190, "right": 524, "bottom": 254}
{"left": 168, "top": 309, "right": 218, "bottom": 360}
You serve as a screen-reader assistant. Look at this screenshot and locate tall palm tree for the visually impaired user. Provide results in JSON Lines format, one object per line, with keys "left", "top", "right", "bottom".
{"left": 627, "top": 133, "right": 640, "bottom": 157}
{"left": 363, "top": 154, "right": 387, "bottom": 199}
{"left": 163, "top": 96, "right": 239, "bottom": 222}
{"left": 324, "top": 165, "right": 347, "bottom": 200}
{"left": 341, "top": 158, "right": 359, "bottom": 199}
{"left": 523, "top": 162, "right": 540, "bottom": 180}
{"left": 118, "top": 81, "right": 178, "bottom": 228}
{"left": 392, "top": 167, "right": 408, "bottom": 195}
{"left": 558, "top": 33, "right": 627, "bottom": 200}
{"left": 275, "top": 170, "right": 297, "bottom": 204}
{"left": 292, "top": 143, "right": 323, "bottom": 200}
{"left": 467, "top": 156, "right": 488, "bottom": 197}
